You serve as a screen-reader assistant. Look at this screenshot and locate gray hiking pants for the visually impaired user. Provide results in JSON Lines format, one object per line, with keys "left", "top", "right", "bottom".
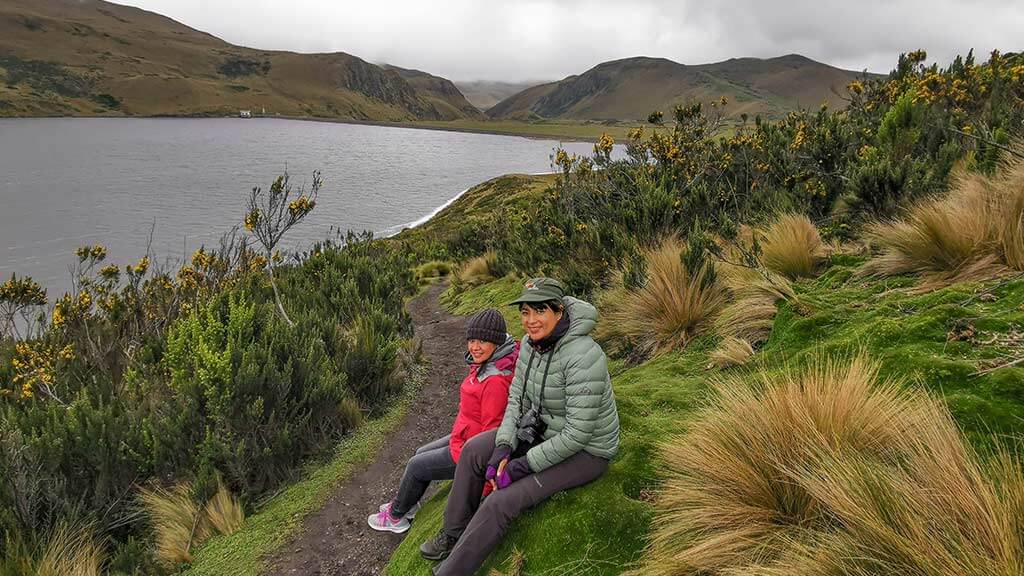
{"left": 435, "top": 428, "right": 609, "bottom": 576}
{"left": 392, "top": 434, "right": 456, "bottom": 517}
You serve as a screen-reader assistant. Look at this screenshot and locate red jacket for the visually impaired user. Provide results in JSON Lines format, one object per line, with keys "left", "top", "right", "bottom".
{"left": 449, "top": 337, "right": 520, "bottom": 463}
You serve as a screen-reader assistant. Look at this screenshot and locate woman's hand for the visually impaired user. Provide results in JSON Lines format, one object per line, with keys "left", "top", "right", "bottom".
{"left": 486, "top": 444, "right": 511, "bottom": 489}
{"left": 495, "top": 457, "right": 531, "bottom": 489}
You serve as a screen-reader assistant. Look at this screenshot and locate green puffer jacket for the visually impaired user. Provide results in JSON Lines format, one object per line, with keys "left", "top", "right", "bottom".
{"left": 496, "top": 296, "right": 620, "bottom": 472}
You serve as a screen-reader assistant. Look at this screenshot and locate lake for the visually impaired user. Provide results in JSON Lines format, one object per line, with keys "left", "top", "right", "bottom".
{"left": 0, "top": 118, "right": 597, "bottom": 298}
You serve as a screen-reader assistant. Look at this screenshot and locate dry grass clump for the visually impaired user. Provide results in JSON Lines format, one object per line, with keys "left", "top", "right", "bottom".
{"left": 598, "top": 238, "right": 728, "bottom": 357}
{"left": 36, "top": 523, "right": 104, "bottom": 576}
{"left": 457, "top": 251, "right": 499, "bottom": 287}
{"left": 714, "top": 264, "right": 795, "bottom": 345}
{"left": 204, "top": 479, "right": 245, "bottom": 536}
{"left": 635, "top": 354, "right": 1024, "bottom": 576}
{"left": 861, "top": 150, "right": 1024, "bottom": 291}
{"left": 140, "top": 477, "right": 245, "bottom": 566}
{"left": 708, "top": 336, "right": 754, "bottom": 368}
{"left": 759, "top": 213, "right": 826, "bottom": 279}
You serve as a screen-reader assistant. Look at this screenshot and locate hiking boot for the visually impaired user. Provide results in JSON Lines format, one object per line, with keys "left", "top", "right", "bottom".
{"left": 367, "top": 503, "right": 410, "bottom": 534}
{"left": 419, "top": 530, "right": 457, "bottom": 561}
{"left": 379, "top": 500, "right": 420, "bottom": 520}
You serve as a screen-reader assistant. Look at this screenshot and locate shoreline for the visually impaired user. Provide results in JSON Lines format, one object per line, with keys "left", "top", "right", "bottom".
{"left": 0, "top": 113, "right": 627, "bottom": 142}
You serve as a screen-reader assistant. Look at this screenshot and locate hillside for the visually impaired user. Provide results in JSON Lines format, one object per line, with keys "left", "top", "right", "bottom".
{"left": 453, "top": 80, "right": 543, "bottom": 111}
{"left": 0, "top": 0, "right": 479, "bottom": 120}
{"left": 488, "top": 54, "right": 876, "bottom": 121}
{"left": 383, "top": 65, "right": 484, "bottom": 119}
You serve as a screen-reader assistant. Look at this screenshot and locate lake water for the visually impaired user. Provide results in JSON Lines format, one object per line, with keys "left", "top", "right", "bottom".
{"left": 0, "top": 118, "right": 596, "bottom": 298}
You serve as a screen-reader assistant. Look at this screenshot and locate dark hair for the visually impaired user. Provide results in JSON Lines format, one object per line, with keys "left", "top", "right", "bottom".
{"left": 519, "top": 299, "right": 563, "bottom": 314}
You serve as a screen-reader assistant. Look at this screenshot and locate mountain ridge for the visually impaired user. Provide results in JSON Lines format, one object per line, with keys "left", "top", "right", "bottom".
{"left": 0, "top": 0, "right": 479, "bottom": 120}
{"left": 487, "top": 54, "right": 879, "bottom": 121}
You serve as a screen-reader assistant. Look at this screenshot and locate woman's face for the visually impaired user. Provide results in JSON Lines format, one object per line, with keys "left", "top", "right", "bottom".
{"left": 520, "top": 303, "right": 562, "bottom": 341}
{"left": 467, "top": 339, "right": 498, "bottom": 364}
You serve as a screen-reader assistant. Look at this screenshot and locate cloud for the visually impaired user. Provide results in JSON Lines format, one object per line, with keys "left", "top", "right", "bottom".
{"left": 118, "top": 0, "right": 1024, "bottom": 81}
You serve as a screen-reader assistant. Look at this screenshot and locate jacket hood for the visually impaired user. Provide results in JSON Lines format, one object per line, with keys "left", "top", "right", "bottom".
{"left": 563, "top": 296, "right": 597, "bottom": 339}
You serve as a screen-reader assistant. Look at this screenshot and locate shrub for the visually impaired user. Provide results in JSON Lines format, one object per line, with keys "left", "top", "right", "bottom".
{"left": 635, "top": 354, "right": 1024, "bottom": 576}
{"left": 342, "top": 306, "right": 402, "bottom": 413}
{"left": 759, "top": 213, "right": 825, "bottom": 279}
{"left": 860, "top": 149, "right": 1024, "bottom": 290}
{"left": 413, "top": 260, "right": 452, "bottom": 285}
{"left": 597, "top": 238, "right": 727, "bottom": 358}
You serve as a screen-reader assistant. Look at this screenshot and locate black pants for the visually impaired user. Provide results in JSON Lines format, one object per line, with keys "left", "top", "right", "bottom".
{"left": 436, "top": 429, "right": 609, "bottom": 575}
{"left": 391, "top": 434, "right": 457, "bottom": 517}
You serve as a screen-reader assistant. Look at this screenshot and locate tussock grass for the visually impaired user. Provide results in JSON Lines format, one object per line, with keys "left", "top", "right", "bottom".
{"left": 598, "top": 238, "right": 728, "bottom": 357}
{"left": 35, "top": 523, "right": 104, "bottom": 576}
{"left": 141, "top": 478, "right": 245, "bottom": 567}
{"left": 635, "top": 354, "right": 1024, "bottom": 576}
{"left": 861, "top": 149, "right": 1024, "bottom": 290}
{"left": 709, "top": 336, "right": 754, "bottom": 368}
{"left": 141, "top": 482, "right": 212, "bottom": 566}
{"left": 714, "top": 264, "right": 795, "bottom": 345}
{"left": 759, "top": 213, "right": 826, "bottom": 279}
{"left": 204, "top": 479, "right": 245, "bottom": 537}
{"left": 457, "top": 251, "right": 499, "bottom": 287}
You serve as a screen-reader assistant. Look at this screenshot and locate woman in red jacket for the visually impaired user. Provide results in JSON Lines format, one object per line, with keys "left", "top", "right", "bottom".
{"left": 368, "top": 308, "right": 519, "bottom": 533}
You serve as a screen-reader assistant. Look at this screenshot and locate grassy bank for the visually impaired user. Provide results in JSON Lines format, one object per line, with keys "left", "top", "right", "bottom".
{"left": 386, "top": 260, "right": 1024, "bottom": 575}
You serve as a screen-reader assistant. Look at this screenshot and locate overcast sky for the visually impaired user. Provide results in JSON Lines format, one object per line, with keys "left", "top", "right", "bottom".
{"left": 118, "top": 0, "right": 1024, "bottom": 82}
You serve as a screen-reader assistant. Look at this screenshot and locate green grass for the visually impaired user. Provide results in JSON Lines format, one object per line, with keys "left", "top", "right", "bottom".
{"left": 178, "top": 367, "right": 425, "bottom": 576}
{"left": 406, "top": 119, "right": 640, "bottom": 141}
{"left": 394, "top": 174, "right": 553, "bottom": 244}
{"left": 385, "top": 256, "right": 1024, "bottom": 575}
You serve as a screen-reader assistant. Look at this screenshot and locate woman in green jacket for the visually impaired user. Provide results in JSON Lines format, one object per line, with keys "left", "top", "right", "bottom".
{"left": 420, "top": 277, "right": 620, "bottom": 575}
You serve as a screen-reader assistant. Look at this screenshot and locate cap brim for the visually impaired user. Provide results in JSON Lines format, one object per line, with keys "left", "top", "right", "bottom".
{"left": 508, "top": 294, "right": 559, "bottom": 306}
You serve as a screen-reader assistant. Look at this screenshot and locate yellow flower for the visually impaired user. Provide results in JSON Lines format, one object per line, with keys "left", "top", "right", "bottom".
{"left": 287, "top": 196, "right": 315, "bottom": 216}
{"left": 848, "top": 80, "right": 864, "bottom": 95}
{"left": 244, "top": 209, "right": 261, "bottom": 232}
{"left": 627, "top": 127, "right": 644, "bottom": 140}
{"left": 58, "top": 345, "right": 74, "bottom": 361}
{"left": 137, "top": 256, "right": 150, "bottom": 275}
{"left": 594, "top": 133, "right": 615, "bottom": 155}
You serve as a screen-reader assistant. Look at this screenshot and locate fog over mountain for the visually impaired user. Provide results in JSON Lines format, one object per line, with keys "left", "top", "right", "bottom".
{"left": 117, "top": 0, "right": 1024, "bottom": 81}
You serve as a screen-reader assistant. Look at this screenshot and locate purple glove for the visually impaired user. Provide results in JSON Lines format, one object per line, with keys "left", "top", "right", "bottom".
{"left": 486, "top": 444, "right": 512, "bottom": 481}
{"left": 496, "top": 457, "right": 532, "bottom": 489}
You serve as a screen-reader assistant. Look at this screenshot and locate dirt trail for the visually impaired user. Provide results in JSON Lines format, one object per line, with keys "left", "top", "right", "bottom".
{"left": 266, "top": 283, "right": 465, "bottom": 575}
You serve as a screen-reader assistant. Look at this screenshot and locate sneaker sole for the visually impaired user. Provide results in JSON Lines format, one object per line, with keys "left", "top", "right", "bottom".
{"left": 366, "top": 517, "right": 410, "bottom": 534}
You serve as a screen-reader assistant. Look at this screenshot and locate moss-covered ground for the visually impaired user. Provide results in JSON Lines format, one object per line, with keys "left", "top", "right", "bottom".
{"left": 386, "top": 257, "right": 1024, "bottom": 575}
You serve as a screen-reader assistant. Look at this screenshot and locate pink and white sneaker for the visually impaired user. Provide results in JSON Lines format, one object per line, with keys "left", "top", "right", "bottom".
{"left": 379, "top": 501, "right": 421, "bottom": 520}
{"left": 367, "top": 502, "right": 411, "bottom": 533}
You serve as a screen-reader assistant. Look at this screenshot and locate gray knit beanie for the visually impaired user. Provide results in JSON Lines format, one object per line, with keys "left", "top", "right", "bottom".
{"left": 466, "top": 309, "right": 507, "bottom": 345}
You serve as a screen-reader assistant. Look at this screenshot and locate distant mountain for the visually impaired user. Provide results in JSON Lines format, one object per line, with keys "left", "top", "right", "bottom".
{"left": 454, "top": 80, "right": 546, "bottom": 111}
{"left": 487, "top": 55, "right": 878, "bottom": 121}
{"left": 382, "top": 65, "right": 483, "bottom": 119}
{"left": 0, "top": 0, "right": 479, "bottom": 120}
